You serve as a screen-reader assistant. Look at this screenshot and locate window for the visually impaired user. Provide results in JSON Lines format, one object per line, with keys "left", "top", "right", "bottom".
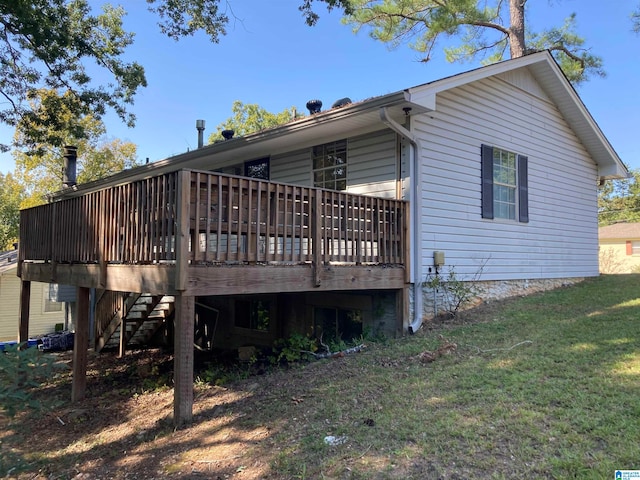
{"left": 235, "top": 299, "right": 271, "bottom": 332}
{"left": 312, "top": 139, "right": 347, "bottom": 190}
{"left": 244, "top": 157, "right": 269, "bottom": 180}
{"left": 44, "top": 289, "right": 62, "bottom": 313}
{"left": 481, "top": 144, "right": 528, "bottom": 222}
{"left": 313, "top": 307, "right": 363, "bottom": 343}
{"left": 218, "top": 157, "right": 270, "bottom": 180}
{"left": 626, "top": 241, "right": 640, "bottom": 255}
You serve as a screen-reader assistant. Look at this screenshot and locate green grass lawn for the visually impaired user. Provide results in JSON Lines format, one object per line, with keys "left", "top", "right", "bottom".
{"left": 263, "top": 274, "right": 640, "bottom": 479}
{"left": 2, "top": 274, "right": 639, "bottom": 479}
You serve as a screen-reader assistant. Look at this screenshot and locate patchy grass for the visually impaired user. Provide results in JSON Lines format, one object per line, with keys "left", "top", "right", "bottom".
{"left": 1, "top": 274, "right": 640, "bottom": 479}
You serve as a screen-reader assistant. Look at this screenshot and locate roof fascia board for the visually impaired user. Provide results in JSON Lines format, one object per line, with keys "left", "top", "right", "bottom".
{"left": 407, "top": 51, "right": 551, "bottom": 98}
{"left": 528, "top": 59, "right": 628, "bottom": 179}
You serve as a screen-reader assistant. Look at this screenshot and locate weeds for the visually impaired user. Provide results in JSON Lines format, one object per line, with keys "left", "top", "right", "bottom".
{"left": 425, "top": 266, "right": 481, "bottom": 318}
{"left": 0, "top": 344, "right": 67, "bottom": 416}
{"left": 4, "top": 276, "right": 640, "bottom": 479}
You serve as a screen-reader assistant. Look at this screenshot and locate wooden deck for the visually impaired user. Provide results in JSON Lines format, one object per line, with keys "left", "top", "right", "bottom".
{"left": 19, "top": 169, "right": 410, "bottom": 294}
{"left": 18, "top": 169, "right": 410, "bottom": 425}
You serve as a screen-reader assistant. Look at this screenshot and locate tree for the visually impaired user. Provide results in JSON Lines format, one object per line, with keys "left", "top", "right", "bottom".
{"left": 0, "top": 172, "right": 23, "bottom": 250}
{"left": 13, "top": 90, "right": 139, "bottom": 207}
{"left": 0, "top": 0, "right": 352, "bottom": 151}
{"left": 209, "top": 101, "right": 303, "bottom": 142}
{"left": 343, "top": 0, "right": 604, "bottom": 84}
{"left": 598, "top": 169, "right": 640, "bottom": 226}
{"left": 633, "top": 5, "right": 640, "bottom": 33}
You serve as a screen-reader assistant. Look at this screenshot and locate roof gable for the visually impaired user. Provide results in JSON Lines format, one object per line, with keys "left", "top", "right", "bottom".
{"left": 407, "top": 51, "right": 627, "bottom": 180}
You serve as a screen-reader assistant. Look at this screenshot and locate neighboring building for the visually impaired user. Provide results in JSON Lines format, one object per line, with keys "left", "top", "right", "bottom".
{"left": 0, "top": 249, "right": 66, "bottom": 342}
{"left": 16, "top": 51, "right": 628, "bottom": 423}
{"left": 599, "top": 222, "right": 640, "bottom": 273}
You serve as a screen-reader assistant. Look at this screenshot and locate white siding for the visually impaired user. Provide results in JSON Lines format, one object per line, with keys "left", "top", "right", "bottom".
{"left": 346, "top": 130, "right": 398, "bottom": 198}
{"left": 271, "top": 148, "right": 312, "bottom": 185}
{"left": 0, "top": 269, "right": 65, "bottom": 342}
{"left": 414, "top": 75, "right": 599, "bottom": 281}
{"left": 270, "top": 130, "right": 398, "bottom": 197}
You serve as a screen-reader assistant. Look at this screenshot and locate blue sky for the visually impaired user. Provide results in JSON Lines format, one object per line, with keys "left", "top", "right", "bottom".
{"left": 1, "top": 0, "right": 638, "bottom": 173}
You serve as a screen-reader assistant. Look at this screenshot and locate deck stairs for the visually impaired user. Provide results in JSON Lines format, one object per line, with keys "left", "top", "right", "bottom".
{"left": 95, "top": 293, "right": 175, "bottom": 353}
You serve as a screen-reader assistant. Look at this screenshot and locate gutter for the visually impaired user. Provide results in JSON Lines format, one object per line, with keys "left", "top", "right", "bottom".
{"left": 379, "top": 107, "right": 423, "bottom": 334}
{"left": 49, "top": 91, "right": 410, "bottom": 201}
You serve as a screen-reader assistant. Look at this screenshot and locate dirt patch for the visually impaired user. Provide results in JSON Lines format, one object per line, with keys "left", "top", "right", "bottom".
{"left": 1, "top": 300, "right": 513, "bottom": 479}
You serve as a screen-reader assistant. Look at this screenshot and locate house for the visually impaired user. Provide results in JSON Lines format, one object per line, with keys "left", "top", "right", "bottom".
{"left": 16, "top": 51, "right": 628, "bottom": 424}
{"left": 0, "top": 249, "right": 67, "bottom": 343}
{"left": 599, "top": 222, "right": 640, "bottom": 273}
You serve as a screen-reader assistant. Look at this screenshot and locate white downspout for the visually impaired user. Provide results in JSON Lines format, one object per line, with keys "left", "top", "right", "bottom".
{"left": 379, "top": 107, "right": 423, "bottom": 334}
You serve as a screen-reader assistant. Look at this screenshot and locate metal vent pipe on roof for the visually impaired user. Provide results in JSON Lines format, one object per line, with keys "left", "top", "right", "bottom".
{"left": 306, "top": 99, "right": 322, "bottom": 114}
{"left": 63, "top": 145, "right": 77, "bottom": 188}
{"left": 196, "top": 119, "right": 206, "bottom": 148}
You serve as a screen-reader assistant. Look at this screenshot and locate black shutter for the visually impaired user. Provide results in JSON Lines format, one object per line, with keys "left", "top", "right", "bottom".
{"left": 518, "top": 155, "right": 529, "bottom": 223}
{"left": 481, "top": 144, "right": 494, "bottom": 219}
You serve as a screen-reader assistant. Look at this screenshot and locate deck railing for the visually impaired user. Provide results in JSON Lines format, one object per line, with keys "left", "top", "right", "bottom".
{"left": 19, "top": 169, "right": 408, "bottom": 268}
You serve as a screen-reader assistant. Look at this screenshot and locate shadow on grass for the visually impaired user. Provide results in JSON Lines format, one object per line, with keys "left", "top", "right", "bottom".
{"left": 2, "top": 275, "right": 640, "bottom": 479}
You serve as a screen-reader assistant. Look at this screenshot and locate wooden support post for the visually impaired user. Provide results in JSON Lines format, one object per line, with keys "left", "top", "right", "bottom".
{"left": 174, "top": 293, "right": 195, "bottom": 426}
{"left": 72, "top": 287, "right": 90, "bottom": 402}
{"left": 118, "top": 316, "right": 126, "bottom": 359}
{"left": 18, "top": 280, "right": 31, "bottom": 345}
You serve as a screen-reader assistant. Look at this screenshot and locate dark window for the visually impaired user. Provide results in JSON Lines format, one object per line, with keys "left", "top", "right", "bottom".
{"left": 312, "top": 139, "right": 347, "bottom": 191}
{"left": 244, "top": 157, "right": 270, "bottom": 180}
{"left": 481, "top": 144, "right": 528, "bottom": 223}
{"left": 235, "top": 299, "right": 271, "bottom": 332}
{"left": 313, "top": 307, "right": 363, "bottom": 343}
{"left": 216, "top": 157, "right": 270, "bottom": 179}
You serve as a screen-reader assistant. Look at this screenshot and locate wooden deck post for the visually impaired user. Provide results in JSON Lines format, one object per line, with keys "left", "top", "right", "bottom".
{"left": 174, "top": 293, "right": 195, "bottom": 426}
{"left": 18, "top": 280, "right": 31, "bottom": 345}
{"left": 72, "top": 287, "right": 90, "bottom": 402}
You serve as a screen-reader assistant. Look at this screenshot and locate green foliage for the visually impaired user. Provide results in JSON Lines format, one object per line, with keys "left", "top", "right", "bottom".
{"left": 633, "top": 6, "right": 640, "bottom": 34}
{"left": 425, "top": 266, "right": 480, "bottom": 318}
{"left": 0, "top": 344, "right": 66, "bottom": 417}
{"left": 0, "top": 0, "right": 146, "bottom": 151}
{"left": 1, "top": 1, "right": 348, "bottom": 150}
{"left": 12, "top": 89, "right": 140, "bottom": 206}
{"left": 271, "top": 333, "right": 319, "bottom": 364}
{"left": 0, "top": 173, "right": 24, "bottom": 249}
{"left": 598, "top": 168, "right": 640, "bottom": 226}
{"left": 344, "top": 0, "right": 603, "bottom": 84}
{"left": 526, "top": 13, "right": 605, "bottom": 84}
{"left": 209, "top": 101, "right": 302, "bottom": 143}
{"left": 299, "top": 0, "right": 354, "bottom": 26}
{"left": 195, "top": 361, "right": 252, "bottom": 386}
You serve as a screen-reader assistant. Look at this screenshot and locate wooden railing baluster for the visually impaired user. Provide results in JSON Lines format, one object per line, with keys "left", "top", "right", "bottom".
{"left": 18, "top": 169, "right": 408, "bottom": 272}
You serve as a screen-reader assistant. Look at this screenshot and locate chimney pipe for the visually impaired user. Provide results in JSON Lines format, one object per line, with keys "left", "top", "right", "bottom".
{"left": 196, "top": 119, "right": 206, "bottom": 148}
{"left": 63, "top": 145, "right": 77, "bottom": 188}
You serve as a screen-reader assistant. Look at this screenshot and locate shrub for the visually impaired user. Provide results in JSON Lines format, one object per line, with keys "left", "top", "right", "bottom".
{"left": 0, "top": 344, "right": 67, "bottom": 416}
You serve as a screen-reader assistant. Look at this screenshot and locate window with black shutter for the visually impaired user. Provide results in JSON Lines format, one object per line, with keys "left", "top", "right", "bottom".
{"left": 481, "top": 144, "right": 529, "bottom": 223}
